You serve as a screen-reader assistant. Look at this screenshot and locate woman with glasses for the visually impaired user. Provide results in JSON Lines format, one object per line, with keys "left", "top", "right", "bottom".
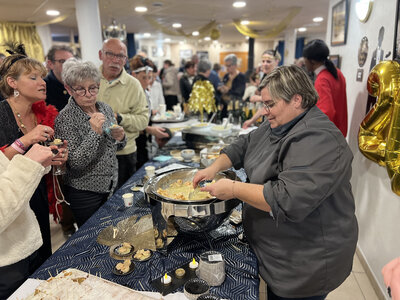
{"left": 54, "top": 58, "right": 126, "bottom": 227}
{"left": 194, "top": 65, "right": 358, "bottom": 300}
{"left": 0, "top": 44, "right": 68, "bottom": 270}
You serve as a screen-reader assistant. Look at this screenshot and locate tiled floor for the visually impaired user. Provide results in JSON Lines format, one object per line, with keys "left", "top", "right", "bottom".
{"left": 50, "top": 218, "right": 380, "bottom": 300}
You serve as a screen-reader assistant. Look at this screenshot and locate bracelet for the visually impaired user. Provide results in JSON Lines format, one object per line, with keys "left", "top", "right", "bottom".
{"left": 232, "top": 180, "right": 236, "bottom": 198}
{"left": 15, "top": 139, "right": 27, "bottom": 151}
{"left": 11, "top": 142, "right": 25, "bottom": 154}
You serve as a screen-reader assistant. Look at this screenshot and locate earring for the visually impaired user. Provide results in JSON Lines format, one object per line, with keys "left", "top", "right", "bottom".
{"left": 14, "top": 90, "right": 19, "bottom": 98}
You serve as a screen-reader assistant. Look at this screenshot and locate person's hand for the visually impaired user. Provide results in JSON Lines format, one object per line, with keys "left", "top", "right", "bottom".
{"left": 147, "top": 126, "right": 169, "bottom": 139}
{"left": 200, "top": 178, "right": 234, "bottom": 200}
{"left": 51, "top": 140, "right": 68, "bottom": 165}
{"left": 111, "top": 126, "right": 125, "bottom": 141}
{"left": 382, "top": 257, "right": 400, "bottom": 299}
{"left": 24, "top": 144, "right": 56, "bottom": 167}
{"left": 250, "top": 95, "right": 262, "bottom": 102}
{"left": 21, "top": 125, "right": 54, "bottom": 146}
{"left": 89, "top": 113, "right": 106, "bottom": 135}
{"left": 242, "top": 119, "right": 253, "bottom": 129}
{"left": 193, "top": 167, "right": 217, "bottom": 188}
{"left": 218, "top": 85, "right": 228, "bottom": 93}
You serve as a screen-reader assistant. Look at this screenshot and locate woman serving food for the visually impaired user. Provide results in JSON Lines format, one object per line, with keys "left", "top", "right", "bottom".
{"left": 194, "top": 65, "right": 358, "bottom": 300}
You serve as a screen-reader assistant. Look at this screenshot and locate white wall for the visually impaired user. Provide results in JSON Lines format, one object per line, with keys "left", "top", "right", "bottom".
{"left": 327, "top": 0, "right": 400, "bottom": 298}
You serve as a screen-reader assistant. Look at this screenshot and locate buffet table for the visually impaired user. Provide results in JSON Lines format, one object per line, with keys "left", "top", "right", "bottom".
{"left": 28, "top": 139, "right": 260, "bottom": 299}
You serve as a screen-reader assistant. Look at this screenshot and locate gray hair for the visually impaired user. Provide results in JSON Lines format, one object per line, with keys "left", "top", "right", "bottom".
{"left": 224, "top": 54, "right": 238, "bottom": 66}
{"left": 62, "top": 58, "right": 101, "bottom": 87}
{"left": 197, "top": 60, "right": 211, "bottom": 73}
{"left": 47, "top": 45, "right": 74, "bottom": 61}
{"left": 259, "top": 65, "right": 318, "bottom": 109}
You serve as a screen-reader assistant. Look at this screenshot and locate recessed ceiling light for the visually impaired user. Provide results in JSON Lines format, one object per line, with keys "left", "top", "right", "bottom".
{"left": 135, "top": 6, "right": 148, "bottom": 12}
{"left": 233, "top": 1, "right": 246, "bottom": 8}
{"left": 192, "top": 31, "right": 199, "bottom": 36}
{"left": 313, "top": 17, "right": 323, "bottom": 22}
{"left": 245, "top": 36, "right": 250, "bottom": 40}
{"left": 298, "top": 27, "right": 307, "bottom": 32}
{"left": 204, "top": 37, "right": 211, "bottom": 41}
{"left": 213, "top": 40, "right": 218, "bottom": 44}
{"left": 240, "top": 20, "right": 250, "bottom": 25}
{"left": 179, "top": 41, "right": 184, "bottom": 45}
{"left": 143, "top": 33, "right": 151, "bottom": 38}
{"left": 172, "top": 23, "right": 182, "bottom": 28}
{"left": 46, "top": 10, "right": 60, "bottom": 16}
{"left": 164, "top": 38, "right": 171, "bottom": 42}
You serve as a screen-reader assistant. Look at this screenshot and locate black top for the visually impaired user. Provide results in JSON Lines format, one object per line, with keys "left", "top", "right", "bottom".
{"left": 44, "top": 70, "right": 70, "bottom": 112}
{"left": 222, "top": 72, "right": 246, "bottom": 100}
{"left": 179, "top": 74, "right": 193, "bottom": 103}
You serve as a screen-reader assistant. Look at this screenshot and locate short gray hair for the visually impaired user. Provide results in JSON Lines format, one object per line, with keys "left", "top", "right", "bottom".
{"left": 62, "top": 58, "right": 101, "bottom": 87}
{"left": 259, "top": 65, "right": 318, "bottom": 109}
{"left": 224, "top": 54, "right": 238, "bottom": 66}
{"left": 197, "top": 60, "right": 211, "bottom": 73}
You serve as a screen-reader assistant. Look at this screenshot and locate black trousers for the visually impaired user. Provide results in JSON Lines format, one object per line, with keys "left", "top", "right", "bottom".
{"left": 116, "top": 152, "right": 137, "bottom": 189}
{"left": 267, "top": 287, "right": 327, "bottom": 300}
{"left": 0, "top": 250, "right": 40, "bottom": 299}
{"left": 165, "top": 95, "right": 178, "bottom": 110}
{"left": 65, "top": 186, "right": 108, "bottom": 228}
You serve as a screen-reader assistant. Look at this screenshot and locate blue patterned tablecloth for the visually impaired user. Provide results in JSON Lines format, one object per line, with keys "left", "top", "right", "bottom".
{"left": 31, "top": 145, "right": 259, "bottom": 299}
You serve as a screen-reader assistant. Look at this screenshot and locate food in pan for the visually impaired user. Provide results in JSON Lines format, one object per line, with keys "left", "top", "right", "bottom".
{"left": 156, "top": 179, "right": 214, "bottom": 200}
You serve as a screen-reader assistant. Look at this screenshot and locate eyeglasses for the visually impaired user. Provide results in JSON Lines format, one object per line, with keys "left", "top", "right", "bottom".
{"left": 70, "top": 85, "right": 99, "bottom": 97}
{"left": 104, "top": 51, "right": 127, "bottom": 60}
{"left": 262, "top": 100, "right": 275, "bottom": 113}
{"left": 53, "top": 59, "right": 66, "bottom": 64}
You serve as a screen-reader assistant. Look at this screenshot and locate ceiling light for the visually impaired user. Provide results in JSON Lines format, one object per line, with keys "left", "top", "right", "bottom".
{"left": 240, "top": 20, "right": 250, "bottom": 25}
{"left": 172, "top": 23, "right": 182, "bottom": 28}
{"left": 313, "top": 17, "right": 323, "bottom": 22}
{"left": 204, "top": 37, "right": 211, "bottom": 41}
{"left": 135, "top": 6, "right": 148, "bottom": 12}
{"left": 179, "top": 41, "right": 184, "bottom": 45}
{"left": 233, "top": 1, "right": 246, "bottom": 8}
{"left": 143, "top": 33, "right": 151, "bottom": 38}
{"left": 245, "top": 36, "right": 249, "bottom": 40}
{"left": 46, "top": 10, "right": 60, "bottom": 16}
{"left": 298, "top": 27, "right": 307, "bottom": 32}
{"left": 192, "top": 31, "right": 199, "bottom": 36}
{"left": 164, "top": 38, "right": 171, "bottom": 42}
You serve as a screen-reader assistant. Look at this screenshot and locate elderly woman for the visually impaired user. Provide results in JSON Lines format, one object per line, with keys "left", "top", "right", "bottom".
{"left": 194, "top": 65, "right": 358, "bottom": 300}
{"left": 243, "top": 49, "right": 281, "bottom": 128}
{"left": 55, "top": 58, "right": 126, "bottom": 227}
{"left": 0, "top": 46, "right": 68, "bottom": 269}
{"left": 218, "top": 54, "right": 246, "bottom": 118}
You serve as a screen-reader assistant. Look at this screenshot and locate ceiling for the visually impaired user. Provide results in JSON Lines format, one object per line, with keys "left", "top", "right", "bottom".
{"left": 0, "top": 0, "right": 330, "bottom": 43}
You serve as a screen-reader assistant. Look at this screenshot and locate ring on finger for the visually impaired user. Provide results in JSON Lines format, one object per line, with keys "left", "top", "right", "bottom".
{"left": 44, "top": 127, "right": 48, "bottom": 133}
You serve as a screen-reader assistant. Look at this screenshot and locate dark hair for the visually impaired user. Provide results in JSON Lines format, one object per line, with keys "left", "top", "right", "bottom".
{"left": 303, "top": 39, "right": 338, "bottom": 79}
{"left": 250, "top": 71, "right": 260, "bottom": 82}
{"left": 164, "top": 59, "right": 174, "bottom": 66}
{"left": 47, "top": 45, "right": 74, "bottom": 61}
{"left": 259, "top": 65, "right": 318, "bottom": 110}
{"left": 130, "top": 55, "right": 155, "bottom": 72}
{"left": 184, "top": 61, "right": 195, "bottom": 70}
{"left": 213, "top": 63, "right": 221, "bottom": 72}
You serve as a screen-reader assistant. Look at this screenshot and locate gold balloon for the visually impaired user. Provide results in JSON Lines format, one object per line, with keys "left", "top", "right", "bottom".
{"left": 359, "top": 60, "right": 400, "bottom": 195}
{"left": 210, "top": 28, "right": 220, "bottom": 40}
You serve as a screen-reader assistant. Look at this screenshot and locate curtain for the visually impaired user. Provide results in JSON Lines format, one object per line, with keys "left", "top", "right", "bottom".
{"left": 0, "top": 22, "right": 44, "bottom": 61}
{"left": 295, "top": 37, "right": 305, "bottom": 59}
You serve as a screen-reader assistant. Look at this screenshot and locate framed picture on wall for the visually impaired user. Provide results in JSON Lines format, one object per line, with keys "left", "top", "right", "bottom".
{"left": 331, "top": 0, "right": 349, "bottom": 46}
{"left": 330, "top": 55, "right": 341, "bottom": 68}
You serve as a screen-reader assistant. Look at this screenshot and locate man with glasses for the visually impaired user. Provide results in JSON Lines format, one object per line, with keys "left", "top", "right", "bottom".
{"left": 98, "top": 38, "right": 149, "bottom": 189}
{"left": 44, "top": 45, "right": 74, "bottom": 112}
{"left": 44, "top": 45, "right": 76, "bottom": 238}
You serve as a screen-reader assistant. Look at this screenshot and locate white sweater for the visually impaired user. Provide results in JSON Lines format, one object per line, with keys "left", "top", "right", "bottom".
{"left": 0, "top": 152, "right": 49, "bottom": 267}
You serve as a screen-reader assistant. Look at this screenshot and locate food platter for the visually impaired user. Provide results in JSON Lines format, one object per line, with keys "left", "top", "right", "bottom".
{"left": 132, "top": 249, "right": 154, "bottom": 262}
{"left": 113, "top": 242, "right": 135, "bottom": 257}
{"left": 151, "top": 112, "right": 188, "bottom": 123}
{"left": 112, "top": 260, "right": 135, "bottom": 276}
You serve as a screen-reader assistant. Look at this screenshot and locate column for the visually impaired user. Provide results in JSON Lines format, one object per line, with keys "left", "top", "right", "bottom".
{"left": 75, "top": 0, "right": 103, "bottom": 66}
{"left": 36, "top": 25, "right": 52, "bottom": 58}
{"left": 284, "top": 29, "right": 297, "bottom": 65}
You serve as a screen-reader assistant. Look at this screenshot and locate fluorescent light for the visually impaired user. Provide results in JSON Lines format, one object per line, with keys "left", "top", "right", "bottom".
{"left": 46, "top": 10, "right": 60, "bottom": 16}
{"left": 240, "top": 20, "right": 250, "bottom": 25}
{"left": 298, "top": 27, "right": 307, "bottom": 32}
{"left": 172, "top": 23, "right": 182, "bottom": 28}
{"left": 233, "top": 1, "right": 246, "bottom": 8}
{"left": 204, "top": 37, "right": 211, "bottom": 41}
{"left": 313, "top": 17, "right": 323, "bottom": 22}
{"left": 135, "top": 6, "right": 148, "bottom": 12}
{"left": 164, "top": 38, "right": 171, "bottom": 42}
{"left": 192, "top": 31, "right": 199, "bottom": 36}
{"left": 143, "top": 33, "right": 151, "bottom": 38}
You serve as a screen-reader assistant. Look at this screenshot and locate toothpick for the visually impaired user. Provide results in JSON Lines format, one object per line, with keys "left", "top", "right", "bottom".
{"left": 48, "top": 270, "right": 52, "bottom": 278}
{"left": 232, "top": 244, "right": 241, "bottom": 251}
{"left": 139, "top": 280, "right": 144, "bottom": 290}
{"left": 100, "top": 215, "right": 112, "bottom": 220}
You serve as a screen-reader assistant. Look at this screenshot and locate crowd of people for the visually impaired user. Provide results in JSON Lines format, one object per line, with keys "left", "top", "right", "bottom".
{"left": 0, "top": 37, "right": 397, "bottom": 300}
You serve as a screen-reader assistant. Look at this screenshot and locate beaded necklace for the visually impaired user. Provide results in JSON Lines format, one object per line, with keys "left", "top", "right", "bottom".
{"left": 8, "top": 100, "right": 37, "bottom": 133}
